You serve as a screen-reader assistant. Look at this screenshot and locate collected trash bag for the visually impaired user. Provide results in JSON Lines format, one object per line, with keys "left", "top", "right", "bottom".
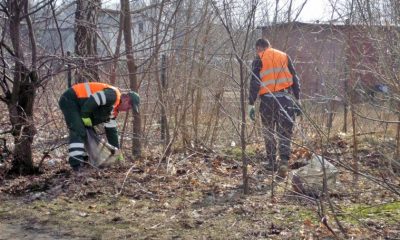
{"left": 290, "top": 154, "right": 339, "bottom": 198}
{"left": 85, "top": 128, "right": 120, "bottom": 167}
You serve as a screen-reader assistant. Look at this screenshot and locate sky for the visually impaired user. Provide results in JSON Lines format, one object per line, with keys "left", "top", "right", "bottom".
{"left": 298, "top": 0, "right": 330, "bottom": 22}
{"left": 102, "top": 0, "right": 334, "bottom": 23}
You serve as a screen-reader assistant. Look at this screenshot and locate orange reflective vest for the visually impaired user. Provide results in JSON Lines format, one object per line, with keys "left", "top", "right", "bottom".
{"left": 258, "top": 48, "right": 293, "bottom": 95}
{"left": 72, "top": 82, "right": 121, "bottom": 117}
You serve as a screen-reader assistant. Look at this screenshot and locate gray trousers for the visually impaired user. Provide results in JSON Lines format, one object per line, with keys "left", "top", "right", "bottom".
{"left": 259, "top": 94, "right": 295, "bottom": 165}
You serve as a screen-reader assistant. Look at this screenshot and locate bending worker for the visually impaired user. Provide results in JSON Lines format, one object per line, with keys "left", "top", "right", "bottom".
{"left": 248, "top": 38, "right": 301, "bottom": 178}
{"left": 59, "top": 82, "right": 140, "bottom": 171}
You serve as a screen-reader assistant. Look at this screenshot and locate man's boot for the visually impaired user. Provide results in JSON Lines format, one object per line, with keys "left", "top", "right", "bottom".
{"left": 277, "top": 161, "right": 289, "bottom": 179}
{"left": 69, "top": 155, "right": 84, "bottom": 172}
{"left": 277, "top": 165, "right": 288, "bottom": 179}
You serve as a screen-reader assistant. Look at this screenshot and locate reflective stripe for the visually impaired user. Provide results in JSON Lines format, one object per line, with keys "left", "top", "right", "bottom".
{"left": 98, "top": 91, "right": 106, "bottom": 105}
{"left": 261, "top": 77, "right": 293, "bottom": 87}
{"left": 104, "top": 119, "right": 117, "bottom": 128}
{"left": 260, "top": 67, "right": 290, "bottom": 78}
{"left": 69, "top": 143, "right": 84, "bottom": 149}
{"left": 262, "top": 92, "right": 291, "bottom": 98}
{"left": 92, "top": 93, "right": 101, "bottom": 105}
{"left": 84, "top": 82, "right": 92, "bottom": 96}
{"left": 69, "top": 150, "right": 85, "bottom": 157}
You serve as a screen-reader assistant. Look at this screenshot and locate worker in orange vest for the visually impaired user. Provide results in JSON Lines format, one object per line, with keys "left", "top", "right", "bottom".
{"left": 59, "top": 82, "right": 140, "bottom": 171}
{"left": 248, "top": 38, "right": 301, "bottom": 178}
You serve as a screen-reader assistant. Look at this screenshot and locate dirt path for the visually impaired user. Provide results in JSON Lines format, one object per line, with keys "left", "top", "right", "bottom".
{"left": 0, "top": 222, "right": 75, "bottom": 240}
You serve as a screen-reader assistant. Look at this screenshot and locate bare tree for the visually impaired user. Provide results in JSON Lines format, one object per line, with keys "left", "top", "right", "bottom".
{"left": 74, "top": 0, "right": 101, "bottom": 81}
{"left": 212, "top": 0, "right": 257, "bottom": 194}
{"left": 0, "top": 0, "right": 43, "bottom": 174}
{"left": 121, "top": 0, "right": 141, "bottom": 156}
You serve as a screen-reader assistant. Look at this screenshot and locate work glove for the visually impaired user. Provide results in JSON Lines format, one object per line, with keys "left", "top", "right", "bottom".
{"left": 293, "top": 100, "right": 302, "bottom": 116}
{"left": 116, "top": 153, "right": 124, "bottom": 162}
{"left": 294, "top": 107, "right": 302, "bottom": 116}
{"left": 82, "top": 117, "right": 93, "bottom": 127}
{"left": 248, "top": 105, "right": 255, "bottom": 121}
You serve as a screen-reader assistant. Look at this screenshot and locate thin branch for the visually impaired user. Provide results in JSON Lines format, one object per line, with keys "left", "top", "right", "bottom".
{"left": 19, "top": 0, "right": 54, "bottom": 19}
{"left": 0, "top": 41, "right": 15, "bottom": 56}
{"left": 50, "top": 1, "right": 64, "bottom": 57}
{"left": 24, "top": 0, "right": 37, "bottom": 70}
{"left": 0, "top": 95, "right": 7, "bottom": 103}
{"left": 103, "top": 2, "right": 167, "bottom": 16}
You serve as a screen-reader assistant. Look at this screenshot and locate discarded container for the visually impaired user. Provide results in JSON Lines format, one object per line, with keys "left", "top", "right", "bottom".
{"left": 290, "top": 154, "right": 339, "bottom": 198}
{"left": 85, "top": 128, "right": 120, "bottom": 167}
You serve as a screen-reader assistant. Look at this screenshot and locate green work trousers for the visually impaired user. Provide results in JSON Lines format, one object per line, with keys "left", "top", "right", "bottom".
{"left": 59, "top": 89, "right": 87, "bottom": 168}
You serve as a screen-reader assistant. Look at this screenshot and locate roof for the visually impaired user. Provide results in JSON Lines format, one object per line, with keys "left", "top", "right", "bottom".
{"left": 258, "top": 21, "right": 400, "bottom": 31}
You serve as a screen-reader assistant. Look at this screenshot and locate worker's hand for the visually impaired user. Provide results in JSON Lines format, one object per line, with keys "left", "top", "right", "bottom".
{"left": 295, "top": 107, "right": 302, "bottom": 116}
{"left": 293, "top": 100, "right": 302, "bottom": 116}
{"left": 248, "top": 105, "right": 255, "bottom": 121}
{"left": 82, "top": 117, "right": 93, "bottom": 127}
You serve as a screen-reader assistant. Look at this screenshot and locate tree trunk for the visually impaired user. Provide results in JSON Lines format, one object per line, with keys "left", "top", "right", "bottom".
{"left": 148, "top": 0, "right": 170, "bottom": 148}
{"left": 8, "top": 79, "right": 37, "bottom": 175}
{"left": 121, "top": 0, "right": 141, "bottom": 156}
{"left": 209, "top": 91, "right": 223, "bottom": 145}
{"left": 350, "top": 95, "right": 359, "bottom": 183}
{"left": 193, "top": 2, "right": 211, "bottom": 143}
{"left": 7, "top": 0, "right": 37, "bottom": 175}
{"left": 110, "top": 9, "right": 124, "bottom": 85}
{"left": 75, "top": 0, "right": 101, "bottom": 81}
{"left": 179, "top": 0, "right": 194, "bottom": 147}
{"left": 239, "top": 60, "right": 248, "bottom": 194}
{"left": 394, "top": 99, "right": 400, "bottom": 172}
{"left": 160, "top": 54, "right": 170, "bottom": 144}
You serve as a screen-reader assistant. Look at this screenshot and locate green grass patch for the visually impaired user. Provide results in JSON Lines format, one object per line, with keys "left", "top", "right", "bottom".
{"left": 340, "top": 201, "right": 400, "bottom": 224}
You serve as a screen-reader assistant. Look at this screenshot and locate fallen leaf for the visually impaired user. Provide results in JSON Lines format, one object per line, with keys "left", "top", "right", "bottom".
{"left": 303, "top": 219, "right": 313, "bottom": 228}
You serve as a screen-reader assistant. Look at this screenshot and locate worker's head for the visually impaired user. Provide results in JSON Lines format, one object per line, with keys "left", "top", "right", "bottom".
{"left": 119, "top": 91, "right": 140, "bottom": 113}
{"left": 255, "top": 38, "right": 270, "bottom": 54}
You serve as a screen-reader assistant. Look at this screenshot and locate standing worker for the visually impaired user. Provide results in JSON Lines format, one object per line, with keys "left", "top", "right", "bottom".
{"left": 248, "top": 38, "right": 301, "bottom": 178}
{"left": 59, "top": 81, "right": 140, "bottom": 171}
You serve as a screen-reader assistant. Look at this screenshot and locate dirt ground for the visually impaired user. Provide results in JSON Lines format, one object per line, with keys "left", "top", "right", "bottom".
{"left": 0, "top": 222, "right": 75, "bottom": 240}
{"left": 0, "top": 135, "right": 400, "bottom": 240}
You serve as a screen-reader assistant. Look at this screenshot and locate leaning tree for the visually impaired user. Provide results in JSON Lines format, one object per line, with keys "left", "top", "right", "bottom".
{"left": 0, "top": 0, "right": 44, "bottom": 174}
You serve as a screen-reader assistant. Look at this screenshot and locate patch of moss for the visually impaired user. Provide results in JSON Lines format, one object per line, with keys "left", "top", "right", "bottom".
{"left": 340, "top": 201, "right": 400, "bottom": 224}
{"left": 224, "top": 146, "right": 259, "bottom": 160}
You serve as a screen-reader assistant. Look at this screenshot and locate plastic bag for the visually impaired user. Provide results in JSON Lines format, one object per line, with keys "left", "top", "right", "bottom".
{"left": 290, "top": 154, "right": 339, "bottom": 197}
{"left": 85, "top": 128, "right": 119, "bottom": 167}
